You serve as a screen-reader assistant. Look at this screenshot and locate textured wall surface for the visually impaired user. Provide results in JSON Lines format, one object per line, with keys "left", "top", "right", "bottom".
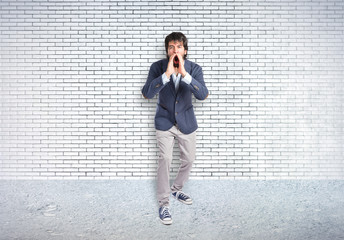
{"left": 1, "top": 0, "right": 343, "bottom": 179}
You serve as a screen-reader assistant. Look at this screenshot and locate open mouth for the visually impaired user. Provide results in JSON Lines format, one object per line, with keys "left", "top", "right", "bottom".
{"left": 173, "top": 56, "right": 179, "bottom": 68}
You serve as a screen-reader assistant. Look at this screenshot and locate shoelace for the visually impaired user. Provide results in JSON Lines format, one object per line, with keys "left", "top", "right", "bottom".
{"left": 176, "top": 191, "right": 189, "bottom": 200}
{"left": 160, "top": 207, "right": 171, "bottom": 218}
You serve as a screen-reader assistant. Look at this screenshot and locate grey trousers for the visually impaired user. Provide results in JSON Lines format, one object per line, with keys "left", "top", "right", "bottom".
{"left": 156, "top": 125, "right": 196, "bottom": 207}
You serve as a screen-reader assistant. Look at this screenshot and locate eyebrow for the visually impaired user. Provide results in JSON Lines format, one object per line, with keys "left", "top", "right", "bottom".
{"left": 169, "top": 43, "right": 183, "bottom": 47}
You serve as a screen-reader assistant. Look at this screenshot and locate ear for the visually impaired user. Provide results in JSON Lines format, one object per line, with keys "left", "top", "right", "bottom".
{"left": 184, "top": 50, "right": 187, "bottom": 56}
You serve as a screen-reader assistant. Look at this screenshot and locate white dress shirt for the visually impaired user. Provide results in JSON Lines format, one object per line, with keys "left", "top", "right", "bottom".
{"left": 161, "top": 72, "right": 192, "bottom": 92}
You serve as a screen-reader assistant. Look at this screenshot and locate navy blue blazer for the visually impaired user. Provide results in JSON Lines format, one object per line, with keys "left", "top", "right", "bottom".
{"left": 142, "top": 58, "right": 208, "bottom": 134}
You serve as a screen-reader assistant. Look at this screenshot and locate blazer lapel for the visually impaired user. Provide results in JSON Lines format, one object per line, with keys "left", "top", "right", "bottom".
{"left": 169, "top": 76, "right": 176, "bottom": 97}
{"left": 175, "top": 60, "right": 191, "bottom": 97}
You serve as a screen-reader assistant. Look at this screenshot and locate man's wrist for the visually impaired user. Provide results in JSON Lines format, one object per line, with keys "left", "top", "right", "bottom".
{"left": 165, "top": 72, "right": 172, "bottom": 79}
{"left": 181, "top": 72, "right": 192, "bottom": 84}
{"left": 162, "top": 72, "right": 170, "bottom": 85}
{"left": 181, "top": 71, "right": 187, "bottom": 78}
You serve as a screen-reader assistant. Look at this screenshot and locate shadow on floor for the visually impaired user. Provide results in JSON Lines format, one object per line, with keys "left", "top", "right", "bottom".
{"left": 0, "top": 180, "right": 343, "bottom": 240}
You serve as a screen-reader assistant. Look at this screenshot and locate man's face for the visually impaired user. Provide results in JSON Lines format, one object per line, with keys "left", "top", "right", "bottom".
{"left": 167, "top": 40, "right": 187, "bottom": 59}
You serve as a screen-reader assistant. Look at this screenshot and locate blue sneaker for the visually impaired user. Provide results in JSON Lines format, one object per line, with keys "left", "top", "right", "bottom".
{"left": 172, "top": 191, "right": 193, "bottom": 205}
{"left": 159, "top": 206, "right": 172, "bottom": 225}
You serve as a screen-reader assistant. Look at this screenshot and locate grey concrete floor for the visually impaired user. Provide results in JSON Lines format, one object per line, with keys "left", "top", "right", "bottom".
{"left": 0, "top": 180, "right": 343, "bottom": 240}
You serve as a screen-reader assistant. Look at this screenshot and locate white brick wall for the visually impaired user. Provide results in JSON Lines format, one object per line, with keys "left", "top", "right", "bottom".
{"left": 1, "top": 0, "right": 343, "bottom": 180}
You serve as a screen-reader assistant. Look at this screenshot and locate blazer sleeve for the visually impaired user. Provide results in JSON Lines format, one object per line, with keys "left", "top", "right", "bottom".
{"left": 141, "top": 62, "right": 167, "bottom": 99}
{"left": 187, "top": 64, "right": 209, "bottom": 100}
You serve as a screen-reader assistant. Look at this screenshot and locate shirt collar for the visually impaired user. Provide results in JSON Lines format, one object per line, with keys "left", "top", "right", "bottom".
{"left": 172, "top": 73, "right": 181, "bottom": 81}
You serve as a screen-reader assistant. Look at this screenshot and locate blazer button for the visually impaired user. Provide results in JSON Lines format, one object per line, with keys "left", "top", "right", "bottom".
{"left": 175, "top": 112, "right": 178, "bottom": 115}
{"left": 176, "top": 101, "right": 178, "bottom": 104}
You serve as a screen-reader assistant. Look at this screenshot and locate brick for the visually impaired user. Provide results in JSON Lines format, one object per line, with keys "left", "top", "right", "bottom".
{"left": 0, "top": 0, "right": 343, "bottom": 180}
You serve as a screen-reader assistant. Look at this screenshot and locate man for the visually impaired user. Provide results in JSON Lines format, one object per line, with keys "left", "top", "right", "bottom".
{"left": 141, "top": 32, "right": 208, "bottom": 225}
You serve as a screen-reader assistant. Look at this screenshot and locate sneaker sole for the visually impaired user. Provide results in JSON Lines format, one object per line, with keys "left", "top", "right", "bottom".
{"left": 160, "top": 218, "right": 173, "bottom": 225}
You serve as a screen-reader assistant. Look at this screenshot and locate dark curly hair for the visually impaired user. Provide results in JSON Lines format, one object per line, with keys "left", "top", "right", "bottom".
{"left": 165, "top": 32, "right": 188, "bottom": 59}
